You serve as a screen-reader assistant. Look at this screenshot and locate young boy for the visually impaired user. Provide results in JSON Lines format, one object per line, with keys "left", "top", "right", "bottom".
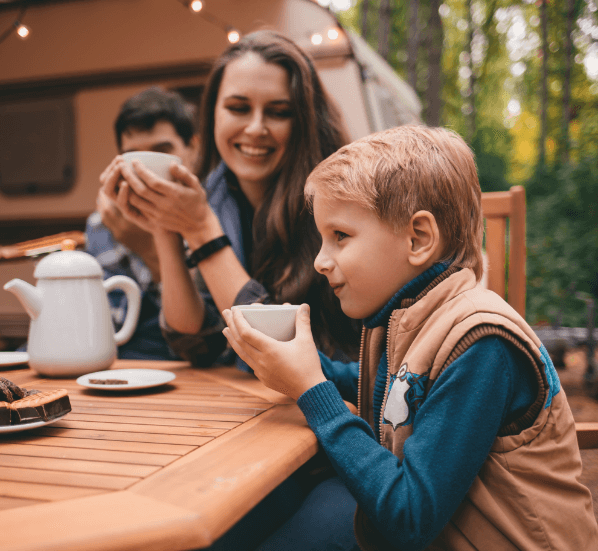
{"left": 222, "top": 125, "right": 598, "bottom": 550}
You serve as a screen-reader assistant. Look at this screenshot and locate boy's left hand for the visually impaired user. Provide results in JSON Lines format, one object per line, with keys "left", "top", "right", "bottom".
{"left": 222, "top": 304, "right": 326, "bottom": 400}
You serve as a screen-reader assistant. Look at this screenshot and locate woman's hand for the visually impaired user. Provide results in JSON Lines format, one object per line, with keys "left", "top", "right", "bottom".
{"left": 101, "top": 157, "right": 222, "bottom": 244}
{"left": 222, "top": 304, "right": 326, "bottom": 400}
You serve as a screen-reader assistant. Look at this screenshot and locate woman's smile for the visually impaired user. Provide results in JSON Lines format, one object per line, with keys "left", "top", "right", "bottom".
{"left": 235, "top": 143, "right": 276, "bottom": 158}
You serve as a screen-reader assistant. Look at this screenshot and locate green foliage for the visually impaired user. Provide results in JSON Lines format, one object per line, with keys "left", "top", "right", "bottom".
{"left": 342, "top": 0, "right": 598, "bottom": 327}
{"left": 472, "top": 125, "right": 512, "bottom": 192}
{"left": 526, "top": 159, "right": 598, "bottom": 326}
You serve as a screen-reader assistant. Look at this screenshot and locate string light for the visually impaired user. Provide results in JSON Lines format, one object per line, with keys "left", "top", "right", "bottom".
{"left": 327, "top": 28, "right": 339, "bottom": 40}
{"left": 311, "top": 33, "right": 323, "bottom": 45}
{"left": 16, "top": 24, "right": 30, "bottom": 39}
{"left": 227, "top": 27, "right": 240, "bottom": 44}
{"left": 0, "top": 7, "right": 29, "bottom": 46}
{"left": 189, "top": 0, "right": 203, "bottom": 12}
{"left": 179, "top": 1, "right": 242, "bottom": 44}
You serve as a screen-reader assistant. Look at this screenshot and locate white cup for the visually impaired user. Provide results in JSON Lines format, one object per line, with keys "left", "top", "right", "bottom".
{"left": 232, "top": 304, "right": 301, "bottom": 341}
{"left": 121, "top": 151, "right": 182, "bottom": 181}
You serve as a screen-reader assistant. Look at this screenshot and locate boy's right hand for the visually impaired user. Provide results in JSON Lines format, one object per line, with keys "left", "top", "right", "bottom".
{"left": 222, "top": 304, "right": 326, "bottom": 401}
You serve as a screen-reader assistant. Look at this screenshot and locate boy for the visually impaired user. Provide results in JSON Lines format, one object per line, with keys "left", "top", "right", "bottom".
{"left": 222, "top": 125, "right": 598, "bottom": 550}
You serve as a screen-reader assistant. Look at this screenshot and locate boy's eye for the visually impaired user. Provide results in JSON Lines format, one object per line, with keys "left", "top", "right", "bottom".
{"left": 334, "top": 231, "right": 349, "bottom": 242}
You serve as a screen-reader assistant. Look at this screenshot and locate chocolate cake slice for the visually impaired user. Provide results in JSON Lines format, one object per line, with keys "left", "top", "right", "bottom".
{"left": 9, "top": 389, "right": 71, "bottom": 425}
{"left": 0, "top": 376, "right": 25, "bottom": 402}
{"left": 0, "top": 402, "right": 10, "bottom": 426}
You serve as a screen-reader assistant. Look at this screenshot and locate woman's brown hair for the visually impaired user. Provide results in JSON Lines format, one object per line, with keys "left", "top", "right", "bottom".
{"left": 198, "top": 30, "right": 360, "bottom": 356}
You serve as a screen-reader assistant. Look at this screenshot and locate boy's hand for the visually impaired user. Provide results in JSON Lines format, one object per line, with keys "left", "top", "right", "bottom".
{"left": 222, "top": 304, "right": 326, "bottom": 400}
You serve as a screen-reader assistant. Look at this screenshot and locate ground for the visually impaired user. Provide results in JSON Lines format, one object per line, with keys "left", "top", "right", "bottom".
{"left": 560, "top": 348, "right": 598, "bottom": 517}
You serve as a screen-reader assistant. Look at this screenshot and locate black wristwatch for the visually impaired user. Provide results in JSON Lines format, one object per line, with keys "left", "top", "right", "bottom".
{"left": 185, "top": 235, "right": 232, "bottom": 267}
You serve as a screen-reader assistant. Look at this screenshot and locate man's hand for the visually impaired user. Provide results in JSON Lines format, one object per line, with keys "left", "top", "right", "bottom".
{"left": 222, "top": 304, "right": 326, "bottom": 400}
{"left": 96, "top": 188, "right": 161, "bottom": 282}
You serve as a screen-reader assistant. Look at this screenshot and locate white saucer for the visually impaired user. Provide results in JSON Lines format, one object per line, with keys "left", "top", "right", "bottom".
{"left": 0, "top": 352, "right": 29, "bottom": 367}
{"left": 0, "top": 412, "right": 68, "bottom": 434}
{"left": 76, "top": 369, "right": 176, "bottom": 391}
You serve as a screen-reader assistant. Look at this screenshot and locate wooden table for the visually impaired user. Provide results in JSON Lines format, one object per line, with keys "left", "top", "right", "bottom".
{"left": 0, "top": 360, "right": 319, "bottom": 551}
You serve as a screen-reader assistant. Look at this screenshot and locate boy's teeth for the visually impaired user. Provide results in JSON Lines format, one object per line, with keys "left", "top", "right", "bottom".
{"left": 239, "top": 145, "right": 270, "bottom": 156}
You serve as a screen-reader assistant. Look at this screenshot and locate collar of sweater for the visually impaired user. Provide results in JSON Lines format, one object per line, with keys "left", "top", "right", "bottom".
{"left": 363, "top": 261, "right": 452, "bottom": 329}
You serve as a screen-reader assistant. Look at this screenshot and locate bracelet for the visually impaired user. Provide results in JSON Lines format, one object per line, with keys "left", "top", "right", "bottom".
{"left": 185, "top": 235, "right": 231, "bottom": 267}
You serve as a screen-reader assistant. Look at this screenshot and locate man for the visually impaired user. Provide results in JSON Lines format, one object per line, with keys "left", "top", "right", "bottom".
{"left": 86, "top": 87, "right": 200, "bottom": 359}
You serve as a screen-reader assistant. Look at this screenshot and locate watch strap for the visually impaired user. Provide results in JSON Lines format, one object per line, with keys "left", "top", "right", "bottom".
{"left": 185, "top": 235, "right": 231, "bottom": 267}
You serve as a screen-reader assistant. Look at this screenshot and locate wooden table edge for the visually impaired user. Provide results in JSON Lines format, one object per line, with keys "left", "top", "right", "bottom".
{"left": 130, "top": 403, "right": 319, "bottom": 545}
{"left": 0, "top": 491, "right": 205, "bottom": 551}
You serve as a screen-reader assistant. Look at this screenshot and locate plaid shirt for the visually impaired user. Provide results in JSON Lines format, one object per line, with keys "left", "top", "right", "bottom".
{"left": 85, "top": 212, "right": 160, "bottom": 327}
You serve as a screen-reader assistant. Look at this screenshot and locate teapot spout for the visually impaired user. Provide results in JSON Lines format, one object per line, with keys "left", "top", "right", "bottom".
{"left": 3, "top": 279, "right": 43, "bottom": 320}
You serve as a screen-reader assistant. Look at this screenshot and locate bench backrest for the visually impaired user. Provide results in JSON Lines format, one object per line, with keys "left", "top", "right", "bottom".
{"left": 481, "top": 185, "right": 526, "bottom": 318}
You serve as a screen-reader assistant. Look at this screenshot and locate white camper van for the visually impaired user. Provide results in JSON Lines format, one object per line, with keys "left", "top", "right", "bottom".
{"left": 0, "top": 0, "right": 421, "bottom": 343}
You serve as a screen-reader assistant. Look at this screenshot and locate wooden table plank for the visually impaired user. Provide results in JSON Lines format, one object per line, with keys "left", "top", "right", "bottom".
{"left": 35, "top": 426, "right": 215, "bottom": 446}
{"left": 71, "top": 405, "right": 255, "bottom": 422}
{"left": 0, "top": 496, "right": 43, "bottom": 510}
{"left": 0, "top": 443, "right": 177, "bottom": 466}
{"left": 0, "top": 465, "right": 139, "bottom": 490}
{"left": 51, "top": 419, "right": 228, "bottom": 437}
{"left": 0, "top": 480, "right": 107, "bottom": 502}
{"left": 67, "top": 412, "right": 241, "bottom": 429}
{"left": 0, "top": 454, "right": 160, "bottom": 477}
{"left": 69, "top": 398, "right": 266, "bottom": 416}
{"left": 1, "top": 434, "right": 197, "bottom": 455}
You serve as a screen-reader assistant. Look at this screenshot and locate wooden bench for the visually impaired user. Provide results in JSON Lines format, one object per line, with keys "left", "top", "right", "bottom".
{"left": 0, "top": 231, "right": 86, "bottom": 260}
{"left": 481, "top": 185, "right": 526, "bottom": 318}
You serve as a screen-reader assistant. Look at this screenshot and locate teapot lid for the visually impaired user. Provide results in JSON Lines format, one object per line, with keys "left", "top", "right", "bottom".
{"left": 34, "top": 250, "right": 103, "bottom": 279}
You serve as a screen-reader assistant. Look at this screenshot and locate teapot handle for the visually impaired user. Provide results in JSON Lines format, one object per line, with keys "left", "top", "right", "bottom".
{"left": 103, "top": 276, "right": 142, "bottom": 346}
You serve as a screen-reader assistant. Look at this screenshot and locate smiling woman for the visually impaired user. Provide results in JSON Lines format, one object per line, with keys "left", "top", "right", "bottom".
{"left": 102, "top": 30, "right": 361, "bottom": 368}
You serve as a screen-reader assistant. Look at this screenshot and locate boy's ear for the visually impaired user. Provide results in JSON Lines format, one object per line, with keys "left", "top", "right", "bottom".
{"left": 407, "top": 211, "right": 442, "bottom": 267}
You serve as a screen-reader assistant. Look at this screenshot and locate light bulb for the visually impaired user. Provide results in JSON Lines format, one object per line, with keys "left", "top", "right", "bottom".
{"left": 327, "top": 28, "right": 339, "bottom": 40}
{"left": 16, "top": 24, "right": 30, "bottom": 39}
{"left": 227, "top": 28, "right": 240, "bottom": 44}
{"left": 189, "top": 0, "right": 203, "bottom": 12}
{"left": 311, "top": 33, "right": 323, "bottom": 46}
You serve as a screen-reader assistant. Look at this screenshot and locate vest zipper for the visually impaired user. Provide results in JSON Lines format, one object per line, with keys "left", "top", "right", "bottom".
{"left": 379, "top": 318, "right": 393, "bottom": 441}
{"left": 356, "top": 326, "right": 366, "bottom": 418}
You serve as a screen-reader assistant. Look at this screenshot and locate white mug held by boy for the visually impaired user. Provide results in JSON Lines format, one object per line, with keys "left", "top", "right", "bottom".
{"left": 223, "top": 125, "right": 597, "bottom": 551}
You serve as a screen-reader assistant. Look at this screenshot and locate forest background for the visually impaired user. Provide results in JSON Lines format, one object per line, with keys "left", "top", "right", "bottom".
{"left": 328, "top": 0, "right": 598, "bottom": 329}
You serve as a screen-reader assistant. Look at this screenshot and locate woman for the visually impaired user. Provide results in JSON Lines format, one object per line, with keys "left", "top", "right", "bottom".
{"left": 102, "top": 30, "right": 360, "bottom": 367}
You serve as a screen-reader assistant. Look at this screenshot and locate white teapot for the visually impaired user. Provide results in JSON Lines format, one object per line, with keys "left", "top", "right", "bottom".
{"left": 3, "top": 242, "right": 141, "bottom": 377}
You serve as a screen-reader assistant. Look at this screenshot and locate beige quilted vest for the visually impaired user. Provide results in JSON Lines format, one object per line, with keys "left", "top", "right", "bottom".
{"left": 354, "top": 269, "right": 598, "bottom": 551}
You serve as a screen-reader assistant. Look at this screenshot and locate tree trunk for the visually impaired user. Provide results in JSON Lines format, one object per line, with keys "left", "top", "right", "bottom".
{"left": 378, "top": 0, "right": 392, "bottom": 61}
{"left": 425, "top": 0, "right": 443, "bottom": 126}
{"left": 407, "top": 0, "right": 420, "bottom": 91}
{"left": 361, "top": 0, "right": 370, "bottom": 40}
{"left": 467, "top": 0, "right": 476, "bottom": 143}
{"left": 561, "top": 0, "right": 574, "bottom": 164}
{"left": 539, "top": 0, "right": 549, "bottom": 168}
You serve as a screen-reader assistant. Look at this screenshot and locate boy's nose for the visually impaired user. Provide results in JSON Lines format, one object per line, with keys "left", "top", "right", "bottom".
{"left": 314, "top": 248, "right": 332, "bottom": 274}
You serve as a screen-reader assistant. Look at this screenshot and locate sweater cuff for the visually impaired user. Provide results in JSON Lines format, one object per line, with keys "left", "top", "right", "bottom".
{"left": 298, "top": 380, "right": 351, "bottom": 426}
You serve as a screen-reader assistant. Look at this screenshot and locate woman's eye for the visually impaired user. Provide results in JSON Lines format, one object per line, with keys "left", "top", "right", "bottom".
{"left": 226, "top": 105, "right": 250, "bottom": 114}
{"left": 267, "top": 109, "right": 293, "bottom": 119}
{"left": 334, "top": 231, "right": 349, "bottom": 242}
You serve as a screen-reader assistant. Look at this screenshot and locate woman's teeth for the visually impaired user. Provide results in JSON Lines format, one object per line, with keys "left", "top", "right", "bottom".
{"left": 238, "top": 144, "right": 271, "bottom": 157}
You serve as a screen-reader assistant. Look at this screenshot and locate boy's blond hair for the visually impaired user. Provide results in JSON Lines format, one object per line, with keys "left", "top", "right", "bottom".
{"left": 305, "top": 125, "right": 484, "bottom": 280}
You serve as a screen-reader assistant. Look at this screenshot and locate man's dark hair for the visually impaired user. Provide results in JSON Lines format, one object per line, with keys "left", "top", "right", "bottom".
{"left": 114, "top": 86, "right": 196, "bottom": 150}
